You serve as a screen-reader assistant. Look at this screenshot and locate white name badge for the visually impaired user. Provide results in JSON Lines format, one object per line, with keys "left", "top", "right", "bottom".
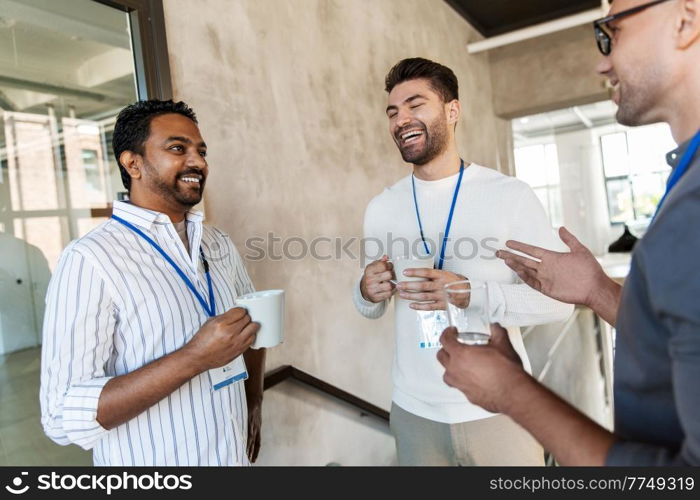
{"left": 208, "top": 355, "right": 248, "bottom": 390}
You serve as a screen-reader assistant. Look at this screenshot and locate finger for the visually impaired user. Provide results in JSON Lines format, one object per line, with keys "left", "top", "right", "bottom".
{"left": 223, "top": 307, "right": 249, "bottom": 323}
{"left": 240, "top": 321, "right": 260, "bottom": 343}
{"left": 369, "top": 282, "right": 394, "bottom": 295}
{"left": 252, "top": 433, "right": 261, "bottom": 462}
{"left": 504, "top": 258, "right": 538, "bottom": 280}
{"left": 497, "top": 251, "right": 540, "bottom": 270}
{"left": 397, "top": 280, "right": 436, "bottom": 292}
{"left": 230, "top": 312, "right": 253, "bottom": 332}
{"left": 409, "top": 301, "right": 442, "bottom": 311}
{"left": 436, "top": 348, "right": 449, "bottom": 367}
{"left": 370, "top": 270, "right": 395, "bottom": 283}
{"left": 402, "top": 267, "right": 438, "bottom": 279}
{"left": 559, "top": 226, "right": 583, "bottom": 251}
{"left": 504, "top": 240, "right": 548, "bottom": 260}
{"left": 490, "top": 323, "right": 522, "bottom": 366}
{"left": 508, "top": 263, "right": 540, "bottom": 290}
{"left": 401, "top": 291, "right": 441, "bottom": 302}
{"left": 439, "top": 326, "right": 460, "bottom": 351}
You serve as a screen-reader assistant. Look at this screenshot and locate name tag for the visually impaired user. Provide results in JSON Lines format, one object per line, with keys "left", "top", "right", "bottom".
{"left": 208, "top": 355, "right": 248, "bottom": 390}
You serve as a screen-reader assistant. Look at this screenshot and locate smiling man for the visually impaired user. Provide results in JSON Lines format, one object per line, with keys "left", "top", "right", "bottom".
{"left": 353, "top": 58, "right": 573, "bottom": 465}
{"left": 40, "top": 100, "right": 265, "bottom": 466}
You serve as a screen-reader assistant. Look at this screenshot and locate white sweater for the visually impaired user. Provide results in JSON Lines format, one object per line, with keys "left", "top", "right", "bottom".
{"left": 353, "top": 164, "right": 574, "bottom": 423}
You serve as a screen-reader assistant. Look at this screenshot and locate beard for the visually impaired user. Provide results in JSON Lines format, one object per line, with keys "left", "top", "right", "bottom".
{"left": 615, "top": 66, "right": 664, "bottom": 127}
{"left": 142, "top": 162, "right": 205, "bottom": 207}
{"left": 396, "top": 115, "right": 449, "bottom": 166}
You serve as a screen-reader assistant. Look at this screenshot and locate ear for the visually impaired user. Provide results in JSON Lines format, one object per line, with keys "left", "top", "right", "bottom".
{"left": 676, "top": 0, "right": 700, "bottom": 49}
{"left": 119, "top": 150, "right": 143, "bottom": 182}
{"left": 446, "top": 99, "right": 461, "bottom": 127}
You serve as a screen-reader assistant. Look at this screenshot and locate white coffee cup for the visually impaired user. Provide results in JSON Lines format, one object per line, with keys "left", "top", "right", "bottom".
{"left": 235, "top": 290, "right": 285, "bottom": 349}
{"left": 392, "top": 255, "right": 435, "bottom": 283}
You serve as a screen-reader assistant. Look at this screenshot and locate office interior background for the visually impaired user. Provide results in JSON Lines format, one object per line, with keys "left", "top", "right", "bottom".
{"left": 0, "top": 0, "right": 674, "bottom": 465}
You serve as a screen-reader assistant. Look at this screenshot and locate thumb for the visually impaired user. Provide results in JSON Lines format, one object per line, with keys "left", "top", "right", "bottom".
{"left": 490, "top": 324, "right": 522, "bottom": 367}
{"left": 559, "top": 226, "right": 583, "bottom": 251}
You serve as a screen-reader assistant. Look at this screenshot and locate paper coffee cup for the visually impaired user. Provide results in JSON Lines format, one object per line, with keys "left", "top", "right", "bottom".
{"left": 236, "top": 290, "right": 284, "bottom": 349}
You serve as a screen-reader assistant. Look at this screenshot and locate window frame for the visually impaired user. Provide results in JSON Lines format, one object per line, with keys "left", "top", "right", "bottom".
{"left": 599, "top": 130, "right": 671, "bottom": 225}
{"left": 93, "top": 0, "right": 172, "bottom": 100}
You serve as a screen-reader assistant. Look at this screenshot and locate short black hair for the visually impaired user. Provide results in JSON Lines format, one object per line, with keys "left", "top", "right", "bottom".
{"left": 384, "top": 58, "right": 459, "bottom": 103}
{"left": 112, "top": 99, "right": 198, "bottom": 192}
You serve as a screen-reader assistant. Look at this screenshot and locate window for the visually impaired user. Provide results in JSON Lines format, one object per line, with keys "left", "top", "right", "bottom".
{"left": 600, "top": 124, "right": 675, "bottom": 224}
{"left": 0, "top": 0, "right": 169, "bottom": 355}
{"left": 514, "top": 143, "right": 563, "bottom": 227}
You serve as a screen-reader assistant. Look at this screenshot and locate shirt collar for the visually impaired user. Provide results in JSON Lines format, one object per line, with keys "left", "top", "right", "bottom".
{"left": 111, "top": 200, "right": 204, "bottom": 230}
{"left": 666, "top": 138, "right": 692, "bottom": 169}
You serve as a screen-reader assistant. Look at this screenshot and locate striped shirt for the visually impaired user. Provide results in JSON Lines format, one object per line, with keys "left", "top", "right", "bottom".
{"left": 40, "top": 201, "right": 255, "bottom": 466}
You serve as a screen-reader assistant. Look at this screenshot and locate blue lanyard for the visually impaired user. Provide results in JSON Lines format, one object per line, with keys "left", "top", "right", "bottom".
{"left": 111, "top": 215, "right": 216, "bottom": 317}
{"left": 411, "top": 159, "right": 465, "bottom": 270}
{"left": 653, "top": 129, "right": 700, "bottom": 220}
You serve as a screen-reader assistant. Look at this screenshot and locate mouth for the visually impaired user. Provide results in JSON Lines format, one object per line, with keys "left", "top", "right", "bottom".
{"left": 397, "top": 128, "right": 425, "bottom": 147}
{"left": 178, "top": 174, "right": 204, "bottom": 187}
{"left": 609, "top": 79, "right": 621, "bottom": 103}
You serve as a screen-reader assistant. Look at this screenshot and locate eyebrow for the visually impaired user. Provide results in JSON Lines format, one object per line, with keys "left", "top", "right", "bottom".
{"left": 385, "top": 94, "right": 428, "bottom": 114}
{"left": 164, "top": 136, "right": 207, "bottom": 148}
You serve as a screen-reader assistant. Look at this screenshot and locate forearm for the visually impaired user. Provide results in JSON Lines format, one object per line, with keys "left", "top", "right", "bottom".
{"left": 587, "top": 276, "right": 622, "bottom": 326}
{"left": 96, "top": 348, "right": 201, "bottom": 430}
{"left": 504, "top": 372, "right": 616, "bottom": 465}
{"left": 244, "top": 347, "right": 266, "bottom": 406}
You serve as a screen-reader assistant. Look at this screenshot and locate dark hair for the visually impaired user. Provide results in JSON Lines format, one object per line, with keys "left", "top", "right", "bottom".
{"left": 384, "top": 58, "right": 459, "bottom": 103}
{"left": 112, "top": 99, "right": 198, "bottom": 192}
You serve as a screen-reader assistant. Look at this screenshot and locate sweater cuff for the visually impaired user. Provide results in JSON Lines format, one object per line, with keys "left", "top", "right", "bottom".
{"left": 353, "top": 277, "right": 386, "bottom": 319}
{"left": 62, "top": 377, "right": 113, "bottom": 450}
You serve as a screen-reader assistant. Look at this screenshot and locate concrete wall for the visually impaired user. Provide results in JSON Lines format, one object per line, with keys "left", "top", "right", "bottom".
{"left": 163, "top": 0, "right": 510, "bottom": 465}
{"left": 489, "top": 25, "right": 610, "bottom": 119}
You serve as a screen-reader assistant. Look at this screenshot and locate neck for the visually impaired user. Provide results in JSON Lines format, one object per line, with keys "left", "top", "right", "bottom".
{"left": 127, "top": 191, "right": 189, "bottom": 223}
{"left": 412, "top": 144, "right": 462, "bottom": 181}
{"left": 665, "top": 69, "right": 700, "bottom": 144}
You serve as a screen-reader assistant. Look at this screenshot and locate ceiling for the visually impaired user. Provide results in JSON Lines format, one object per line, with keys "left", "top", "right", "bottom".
{"left": 512, "top": 100, "right": 619, "bottom": 144}
{"left": 0, "top": 0, "right": 136, "bottom": 120}
{"left": 445, "top": 0, "right": 602, "bottom": 37}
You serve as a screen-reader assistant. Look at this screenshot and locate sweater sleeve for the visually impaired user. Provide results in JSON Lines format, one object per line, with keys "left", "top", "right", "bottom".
{"left": 352, "top": 196, "right": 389, "bottom": 319}
{"left": 487, "top": 183, "right": 574, "bottom": 327}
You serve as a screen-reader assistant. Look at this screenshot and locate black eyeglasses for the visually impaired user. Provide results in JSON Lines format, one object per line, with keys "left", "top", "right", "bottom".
{"left": 593, "top": 0, "right": 674, "bottom": 55}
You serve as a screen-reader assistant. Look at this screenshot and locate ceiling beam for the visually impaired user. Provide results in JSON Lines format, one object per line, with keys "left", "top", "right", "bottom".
{"left": 467, "top": 7, "right": 606, "bottom": 54}
{"left": 0, "top": 0, "right": 130, "bottom": 49}
{"left": 0, "top": 75, "right": 123, "bottom": 103}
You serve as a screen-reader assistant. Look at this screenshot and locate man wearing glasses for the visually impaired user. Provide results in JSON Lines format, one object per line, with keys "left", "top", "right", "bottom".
{"left": 438, "top": 0, "right": 700, "bottom": 465}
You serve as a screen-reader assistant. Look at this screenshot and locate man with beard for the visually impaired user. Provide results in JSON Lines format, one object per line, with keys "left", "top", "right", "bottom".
{"left": 40, "top": 100, "right": 265, "bottom": 466}
{"left": 353, "top": 58, "right": 573, "bottom": 465}
{"left": 438, "top": 0, "right": 700, "bottom": 465}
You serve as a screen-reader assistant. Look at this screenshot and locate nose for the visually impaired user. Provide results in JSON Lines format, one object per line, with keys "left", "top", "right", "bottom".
{"left": 596, "top": 55, "right": 612, "bottom": 76}
{"left": 395, "top": 109, "right": 412, "bottom": 129}
{"left": 187, "top": 150, "right": 207, "bottom": 170}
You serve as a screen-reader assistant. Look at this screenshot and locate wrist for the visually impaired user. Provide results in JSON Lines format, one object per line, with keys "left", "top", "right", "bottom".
{"left": 500, "top": 368, "right": 536, "bottom": 416}
{"left": 585, "top": 271, "right": 617, "bottom": 311}
{"left": 176, "top": 345, "right": 207, "bottom": 378}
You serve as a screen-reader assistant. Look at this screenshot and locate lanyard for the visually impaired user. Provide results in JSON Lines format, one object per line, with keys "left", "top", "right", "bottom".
{"left": 111, "top": 215, "right": 216, "bottom": 317}
{"left": 411, "top": 159, "right": 465, "bottom": 270}
{"left": 653, "top": 129, "right": 700, "bottom": 220}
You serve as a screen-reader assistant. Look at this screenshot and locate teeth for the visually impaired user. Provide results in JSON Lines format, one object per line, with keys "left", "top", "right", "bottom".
{"left": 180, "top": 177, "right": 200, "bottom": 183}
{"left": 401, "top": 130, "right": 422, "bottom": 140}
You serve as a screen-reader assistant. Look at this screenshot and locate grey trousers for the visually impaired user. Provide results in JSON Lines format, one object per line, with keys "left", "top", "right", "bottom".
{"left": 390, "top": 402, "right": 545, "bottom": 466}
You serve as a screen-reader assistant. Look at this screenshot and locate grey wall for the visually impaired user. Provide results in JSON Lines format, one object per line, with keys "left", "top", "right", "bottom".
{"left": 489, "top": 25, "right": 610, "bottom": 119}
{"left": 163, "top": 0, "right": 511, "bottom": 465}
